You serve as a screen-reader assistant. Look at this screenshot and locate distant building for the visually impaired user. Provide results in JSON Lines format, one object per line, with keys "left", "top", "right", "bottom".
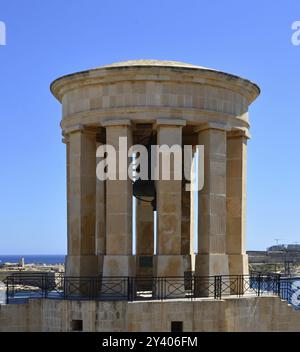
{"left": 267, "top": 245, "right": 286, "bottom": 252}
{"left": 248, "top": 244, "right": 300, "bottom": 264}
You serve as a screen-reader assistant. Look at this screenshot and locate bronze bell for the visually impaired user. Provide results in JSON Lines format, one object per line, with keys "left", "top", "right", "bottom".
{"left": 133, "top": 133, "right": 156, "bottom": 211}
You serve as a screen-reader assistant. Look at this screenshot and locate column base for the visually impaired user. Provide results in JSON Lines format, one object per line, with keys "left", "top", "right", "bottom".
{"left": 101, "top": 255, "right": 136, "bottom": 299}
{"left": 194, "top": 254, "right": 229, "bottom": 297}
{"left": 65, "top": 255, "right": 100, "bottom": 298}
{"left": 195, "top": 253, "right": 229, "bottom": 276}
{"left": 228, "top": 254, "right": 249, "bottom": 276}
{"left": 154, "top": 255, "right": 185, "bottom": 277}
{"left": 102, "top": 255, "right": 136, "bottom": 277}
{"left": 65, "top": 254, "right": 100, "bottom": 277}
{"left": 153, "top": 255, "right": 185, "bottom": 298}
{"left": 97, "top": 254, "right": 105, "bottom": 275}
{"left": 227, "top": 254, "right": 249, "bottom": 295}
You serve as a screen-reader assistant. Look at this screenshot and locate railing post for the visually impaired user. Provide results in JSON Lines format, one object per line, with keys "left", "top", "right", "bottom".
{"left": 91, "top": 277, "right": 94, "bottom": 300}
{"left": 6, "top": 279, "right": 9, "bottom": 304}
{"left": 44, "top": 275, "right": 48, "bottom": 298}
{"left": 90, "top": 277, "right": 93, "bottom": 300}
{"left": 214, "top": 276, "right": 222, "bottom": 299}
{"left": 97, "top": 276, "right": 101, "bottom": 299}
{"left": 158, "top": 277, "right": 161, "bottom": 300}
{"left": 257, "top": 273, "right": 261, "bottom": 297}
{"left": 192, "top": 276, "right": 195, "bottom": 299}
{"left": 214, "top": 276, "right": 217, "bottom": 299}
{"left": 12, "top": 276, "right": 15, "bottom": 300}
{"left": 276, "top": 274, "right": 281, "bottom": 296}
{"left": 127, "top": 277, "right": 130, "bottom": 301}
{"left": 131, "top": 276, "right": 135, "bottom": 301}
{"left": 190, "top": 274, "right": 193, "bottom": 301}
{"left": 129, "top": 276, "right": 133, "bottom": 301}
{"left": 237, "top": 275, "right": 241, "bottom": 297}
{"left": 63, "top": 276, "right": 67, "bottom": 299}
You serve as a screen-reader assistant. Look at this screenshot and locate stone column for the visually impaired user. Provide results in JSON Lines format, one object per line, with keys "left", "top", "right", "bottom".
{"left": 195, "top": 122, "right": 229, "bottom": 278}
{"left": 181, "top": 142, "right": 197, "bottom": 275}
{"left": 136, "top": 198, "right": 154, "bottom": 276}
{"left": 102, "top": 119, "right": 135, "bottom": 277}
{"left": 190, "top": 184, "right": 195, "bottom": 272}
{"left": 181, "top": 181, "right": 193, "bottom": 291}
{"left": 154, "top": 119, "right": 186, "bottom": 278}
{"left": 181, "top": 183, "right": 192, "bottom": 273}
{"left": 136, "top": 198, "right": 154, "bottom": 290}
{"left": 63, "top": 137, "right": 70, "bottom": 263}
{"left": 226, "top": 129, "right": 249, "bottom": 276}
{"left": 65, "top": 126, "right": 99, "bottom": 278}
{"left": 95, "top": 140, "right": 106, "bottom": 275}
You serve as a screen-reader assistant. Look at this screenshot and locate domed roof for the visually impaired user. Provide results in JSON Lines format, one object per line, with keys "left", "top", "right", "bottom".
{"left": 50, "top": 59, "right": 260, "bottom": 103}
{"left": 101, "top": 59, "right": 211, "bottom": 70}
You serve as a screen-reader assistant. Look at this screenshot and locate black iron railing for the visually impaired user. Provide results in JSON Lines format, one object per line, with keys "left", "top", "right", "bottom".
{"left": 2, "top": 273, "right": 291, "bottom": 304}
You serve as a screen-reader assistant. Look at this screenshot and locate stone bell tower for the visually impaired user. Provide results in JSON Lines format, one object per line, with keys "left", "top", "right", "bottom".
{"left": 50, "top": 59, "right": 259, "bottom": 280}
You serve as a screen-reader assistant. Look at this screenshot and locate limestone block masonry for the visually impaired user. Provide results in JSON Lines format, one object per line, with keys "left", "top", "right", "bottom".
{"left": 1, "top": 297, "right": 300, "bottom": 332}
{"left": 50, "top": 59, "right": 260, "bottom": 279}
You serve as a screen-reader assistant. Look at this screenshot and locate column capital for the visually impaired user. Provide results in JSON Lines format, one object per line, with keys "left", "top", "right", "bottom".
{"left": 63, "top": 124, "right": 97, "bottom": 135}
{"left": 155, "top": 118, "right": 186, "bottom": 127}
{"left": 102, "top": 119, "right": 131, "bottom": 127}
{"left": 194, "top": 121, "right": 230, "bottom": 133}
{"left": 227, "top": 128, "right": 251, "bottom": 139}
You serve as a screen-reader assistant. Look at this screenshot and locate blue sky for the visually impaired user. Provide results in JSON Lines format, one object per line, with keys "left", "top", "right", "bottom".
{"left": 0, "top": 0, "right": 299, "bottom": 254}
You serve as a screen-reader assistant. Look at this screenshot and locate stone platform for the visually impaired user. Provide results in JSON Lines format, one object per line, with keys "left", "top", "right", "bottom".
{"left": 0, "top": 296, "right": 299, "bottom": 332}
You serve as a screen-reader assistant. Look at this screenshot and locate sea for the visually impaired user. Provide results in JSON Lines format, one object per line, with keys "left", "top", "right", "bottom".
{"left": 0, "top": 255, "right": 65, "bottom": 265}
{"left": 0, "top": 255, "right": 65, "bottom": 304}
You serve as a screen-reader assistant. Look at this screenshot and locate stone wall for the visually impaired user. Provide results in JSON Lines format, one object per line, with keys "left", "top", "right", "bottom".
{"left": 1, "top": 296, "right": 300, "bottom": 332}
{"left": 247, "top": 250, "right": 300, "bottom": 264}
